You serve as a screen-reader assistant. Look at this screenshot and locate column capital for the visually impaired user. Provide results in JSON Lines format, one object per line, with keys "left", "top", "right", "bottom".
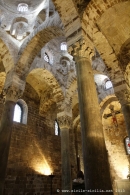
{"left": 2, "top": 74, "right": 25, "bottom": 102}
{"left": 68, "top": 38, "right": 94, "bottom": 61}
{"left": 3, "top": 84, "right": 24, "bottom": 102}
{"left": 57, "top": 112, "right": 72, "bottom": 129}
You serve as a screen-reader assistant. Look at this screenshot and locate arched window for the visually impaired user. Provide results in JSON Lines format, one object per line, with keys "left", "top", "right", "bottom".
{"left": 44, "top": 52, "right": 49, "bottom": 63}
{"left": 55, "top": 120, "right": 60, "bottom": 136}
{"left": 105, "top": 80, "right": 113, "bottom": 90}
{"left": 13, "top": 103, "right": 22, "bottom": 123}
{"left": 125, "top": 136, "right": 130, "bottom": 155}
{"left": 17, "top": 3, "right": 28, "bottom": 12}
{"left": 41, "top": 48, "right": 53, "bottom": 65}
{"left": 60, "top": 42, "right": 67, "bottom": 51}
{"left": 13, "top": 99, "right": 28, "bottom": 124}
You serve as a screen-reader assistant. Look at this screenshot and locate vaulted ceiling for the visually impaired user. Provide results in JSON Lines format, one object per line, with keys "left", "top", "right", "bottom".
{"left": 0, "top": 0, "right": 129, "bottom": 116}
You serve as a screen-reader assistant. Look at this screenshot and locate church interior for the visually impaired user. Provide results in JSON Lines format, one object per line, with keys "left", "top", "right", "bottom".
{"left": 0, "top": 0, "right": 130, "bottom": 194}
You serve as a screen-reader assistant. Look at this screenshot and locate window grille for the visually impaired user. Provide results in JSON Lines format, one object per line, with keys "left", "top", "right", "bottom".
{"left": 17, "top": 3, "right": 28, "bottom": 12}
{"left": 60, "top": 42, "right": 67, "bottom": 51}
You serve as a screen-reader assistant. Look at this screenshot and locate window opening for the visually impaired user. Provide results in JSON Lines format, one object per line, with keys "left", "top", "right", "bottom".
{"left": 55, "top": 120, "right": 60, "bottom": 136}
{"left": 17, "top": 3, "right": 28, "bottom": 12}
{"left": 44, "top": 52, "right": 49, "bottom": 63}
{"left": 125, "top": 136, "right": 130, "bottom": 155}
{"left": 60, "top": 42, "right": 67, "bottom": 51}
{"left": 105, "top": 80, "right": 113, "bottom": 90}
{"left": 13, "top": 103, "right": 22, "bottom": 123}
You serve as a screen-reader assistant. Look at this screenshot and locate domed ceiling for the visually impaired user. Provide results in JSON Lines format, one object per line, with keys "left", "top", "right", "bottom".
{"left": 0, "top": 0, "right": 48, "bottom": 13}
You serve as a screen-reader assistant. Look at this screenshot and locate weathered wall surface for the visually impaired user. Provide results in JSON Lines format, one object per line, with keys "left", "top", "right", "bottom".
{"left": 102, "top": 101, "right": 128, "bottom": 195}
{"left": 0, "top": 92, "right": 62, "bottom": 195}
{"left": 0, "top": 83, "right": 77, "bottom": 195}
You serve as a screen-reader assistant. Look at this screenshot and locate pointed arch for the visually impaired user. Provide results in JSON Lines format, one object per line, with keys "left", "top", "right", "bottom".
{"left": 99, "top": 95, "right": 118, "bottom": 116}
{"left": 0, "top": 39, "right": 14, "bottom": 73}
{"left": 52, "top": 0, "right": 79, "bottom": 27}
{"left": 26, "top": 68, "right": 64, "bottom": 114}
{"left": 15, "top": 26, "right": 64, "bottom": 79}
{"left": 83, "top": 0, "right": 129, "bottom": 22}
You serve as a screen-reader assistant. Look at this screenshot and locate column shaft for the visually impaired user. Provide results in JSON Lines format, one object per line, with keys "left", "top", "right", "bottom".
{"left": 61, "top": 128, "right": 71, "bottom": 194}
{"left": 0, "top": 100, "right": 15, "bottom": 195}
{"left": 76, "top": 57, "right": 113, "bottom": 194}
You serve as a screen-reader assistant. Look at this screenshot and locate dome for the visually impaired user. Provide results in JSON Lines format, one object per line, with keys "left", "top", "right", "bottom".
{"left": 1, "top": 0, "right": 48, "bottom": 13}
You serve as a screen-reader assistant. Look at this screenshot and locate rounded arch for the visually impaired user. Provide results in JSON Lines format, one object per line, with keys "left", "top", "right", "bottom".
{"left": 15, "top": 26, "right": 64, "bottom": 79}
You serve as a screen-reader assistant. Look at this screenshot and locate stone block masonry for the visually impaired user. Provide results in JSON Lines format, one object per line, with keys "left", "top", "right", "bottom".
{"left": 0, "top": 97, "right": 62, "bottom": 195}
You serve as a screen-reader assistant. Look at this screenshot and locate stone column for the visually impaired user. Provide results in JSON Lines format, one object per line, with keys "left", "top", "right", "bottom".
{"left": 0, "top": 100, "right": 15, "bottom": 195}
{"left": 0, "top": 85, "right": 23, "bottom": 195}
{"left": 57, "top": 112, "right": 72, "bottom": 195}
{"left": 71, "top": 42, "right": 113, "bottom": 194}
{"left": 115, "top": 87, "right": 130, "bottom": 138}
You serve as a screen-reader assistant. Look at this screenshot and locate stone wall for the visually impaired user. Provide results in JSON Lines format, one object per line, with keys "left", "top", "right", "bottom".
{"left": 0, "top": 97, "right": 62, "bottom": 195}
{"left": 0, "top": 90, "right": 78, "bottom": 195}
{"left": 4, "top": 174, "right": 51, "bottom": 195}
{"left": 102, "top": 101, "right": 129, "bottom": 195}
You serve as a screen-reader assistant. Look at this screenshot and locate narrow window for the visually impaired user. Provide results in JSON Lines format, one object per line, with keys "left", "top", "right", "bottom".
{"left": 105, "top": 80, "right": 113, "bottom": 90}
{"left": 13, "top": 103, "right": 22, "bottom": 123}
{"left": 17, "top": 3, "right": 28, "bottom": 12}
{"left": 60, "top": 42, "right": 67, "bottom": 51}
{"left": 55, "top": 120, "right": 60, "bottom": 136}
{"left": 125, "top": 136, "right": 130, "bottom": 155}
{"left": 44, "top": 52, "right": 49, "bottom": 63}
